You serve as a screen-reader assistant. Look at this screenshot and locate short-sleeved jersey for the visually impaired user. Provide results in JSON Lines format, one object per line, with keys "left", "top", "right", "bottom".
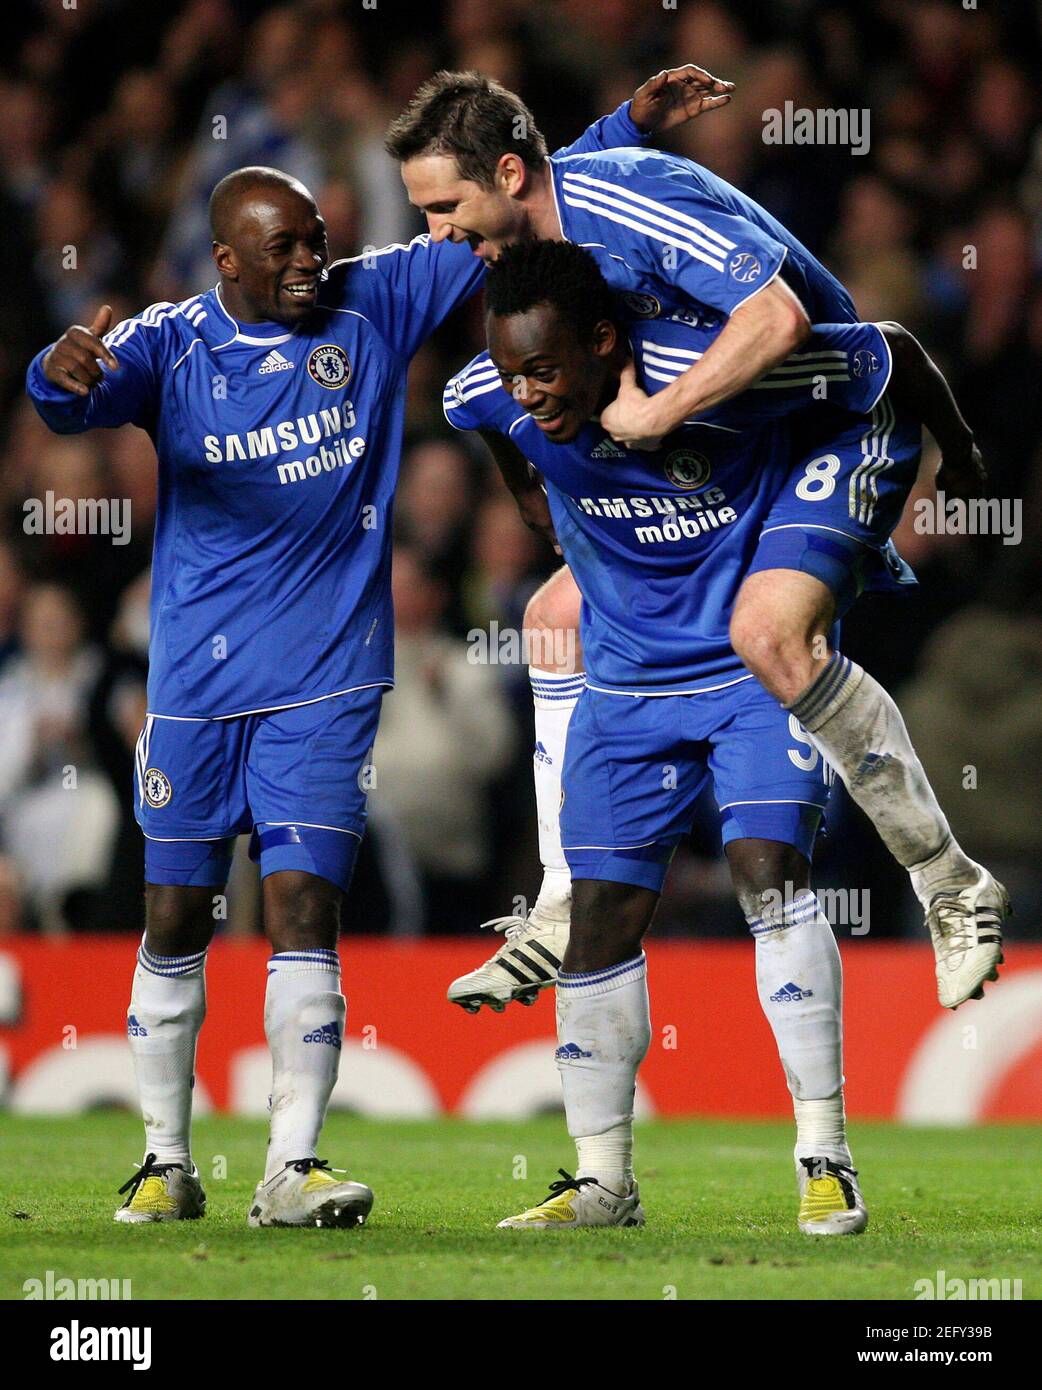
{"left": 549, "top": 146, "right": 856, "bottom": 327}
{"left": 26, "top": 105, "right": 646, "bottom": 720}
{"left": 445, "top": 321, "right": 890, "bottom": 693}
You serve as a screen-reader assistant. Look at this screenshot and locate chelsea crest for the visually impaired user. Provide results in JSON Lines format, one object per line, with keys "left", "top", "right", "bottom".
{"left": 308, "top": 344, "right": 351, "bottom": 389}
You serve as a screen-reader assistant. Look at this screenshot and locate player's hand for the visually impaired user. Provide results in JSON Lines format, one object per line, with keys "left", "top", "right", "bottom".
{"left": 41, "top": 305, "right": 119, "bottom": 397}
{"left": 514, "top": 482, "right": 561, "bottom": 554}
{"left": 936, "top": 437, "right": 987, "bottom": 500}
{"left": 630, "top": 64, "right": 734, "bottom": 135}
{"left": 601, "top": 362, "right": 664, "bottom": 451}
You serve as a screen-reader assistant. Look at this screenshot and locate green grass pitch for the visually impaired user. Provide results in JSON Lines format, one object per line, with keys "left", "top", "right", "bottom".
{"left": 1, "top": 1114, "right": 1039, "bottom": 1301}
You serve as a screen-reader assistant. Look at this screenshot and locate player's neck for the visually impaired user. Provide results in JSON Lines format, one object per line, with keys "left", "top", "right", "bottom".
{"left": 217, "top": 282, "right": 290, "bottom": 329}
{"left": 523, "top": 163, "right": 562, "bottom": 241}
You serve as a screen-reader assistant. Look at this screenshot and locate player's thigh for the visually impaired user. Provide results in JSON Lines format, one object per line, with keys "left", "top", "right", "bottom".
{"left": 746, "top": 399, "right": 922, "bottom": 619}
{"left": 560, "top": 689, "right": 709, "bottom": 900}
{"left": 524, "top": 564, "right": 582, "bottom": 673}
{"left": 244, "top": 687, "right": 384, "bottom": 896}
{"left": 705, "top": 677, "right": 830, "bottom": 915}
{"left": 134, "top": 713, "right": 248, "bottom": 892}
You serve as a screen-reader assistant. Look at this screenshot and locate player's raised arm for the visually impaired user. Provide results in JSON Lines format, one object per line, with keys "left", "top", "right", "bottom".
{"left": 328, "top": 234, "right": 485, "bottom": 362}
{"left": 27, "top": 302, "right": 161, "bottom": 434}
{"left": 557, "top": 63, "right": 735, "bottom": 157}
{"left": 629, "top": 64, "right": 734, "bottom": 134}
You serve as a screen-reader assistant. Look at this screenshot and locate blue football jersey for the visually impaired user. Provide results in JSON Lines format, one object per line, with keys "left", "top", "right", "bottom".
{"left": 26, "top": 105, "right": 647, "bottom": 720}
{"left": 445, "top": 321, "right": 890, "bottom": 693}
{"left": 549, "top": 146, "right": 856, "bottom": 326}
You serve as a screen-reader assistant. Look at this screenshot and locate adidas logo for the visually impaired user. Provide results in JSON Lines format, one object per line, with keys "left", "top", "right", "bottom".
{"left": 534, "top": 740, "right": 553, "bottom": 766}
{"left": 590, "top": 437, "right": 626, "bottom": 459}
{"left": 258, "top": 349, "right": 294, "bottom": 375}
{"left": 303, "top": 1021, "right": 342, "bottom": 1049}
{"left": 555, "top": 1042, "right": 593, "bottom": 1060}
{"left": 127, "top": 1014, "right": 148, "bottom": 1037}
{"left": 770, "top": 981, "right": 814, "bottom": 1003}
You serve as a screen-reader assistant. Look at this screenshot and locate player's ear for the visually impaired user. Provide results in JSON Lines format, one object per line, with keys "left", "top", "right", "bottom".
{"left": 592, "top": 319, "right": 618, "bottom": 358}
{"left": 495, "top": 152, "right": 527, "bottom": 197}
{"left": 212, "top": 241, "right": 238, "bottom": 280}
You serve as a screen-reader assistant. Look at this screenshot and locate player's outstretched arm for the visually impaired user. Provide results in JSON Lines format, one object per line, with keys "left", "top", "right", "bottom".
{"left": 559, "top": 63, "right": 735, "bottom": 159}
{"left": 27, "top": 303, "right": 158, "bottom": 435}
{"left": 878, "top": 322, "right": 986, "bottom": 499}
{"left": 629, "top": 64, "right": 735, "bottom": 135}
{"left": 602, "top": 277, "right": 812, "bottom": 448}
{"left": 477, "top": 428, "right": 560, "bottom": 553}
{"left": 41, "top": 306, "right": 119, "bottom": 398}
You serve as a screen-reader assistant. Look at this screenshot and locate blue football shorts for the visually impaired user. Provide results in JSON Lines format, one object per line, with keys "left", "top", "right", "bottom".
{"left": 134, "top": 685, "right": 384, "bottom": 892}
{"left": 748, "top": 394, "right": 922, "bottom": 617}
{"left": 560, "top": 676, "right": 832, "bottom": 893}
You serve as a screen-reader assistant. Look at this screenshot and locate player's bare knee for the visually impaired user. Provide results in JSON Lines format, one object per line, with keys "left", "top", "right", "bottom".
{"left": 726, "top": 840, "right": 811, "bottom": 921}
{"left": 144, "top": 884, "right": 218, "bottom": 956}
{"left": 566, "top": 878, "right": 655, "bottom": 972}
{"left": 730, "top": 607, "right": 818, "bottom": 704}
{"left": 524, "top": 566, "right": 582, "bottom": 674}
{"left": 264, "top": 871, "right": 342, "bottom": 952}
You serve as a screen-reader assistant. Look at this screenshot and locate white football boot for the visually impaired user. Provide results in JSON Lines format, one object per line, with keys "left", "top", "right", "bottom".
{"left": 247, "top": 1158, "right": 374, "bottom": 1229}
{"left": 926, "top": 866, "right": 1010, "bottom": 1009}
{"left": 114, "top": 1153, "right": 206, "bottom": 1223}
{"left": 447, "top": 908, "right": 569, "bottom": 1013}
{"left": 497, "top": 1169, "right": 645, "bottom": 1229}
{"left": 797, "top": 1157, "right": 868, "bottom": 1236}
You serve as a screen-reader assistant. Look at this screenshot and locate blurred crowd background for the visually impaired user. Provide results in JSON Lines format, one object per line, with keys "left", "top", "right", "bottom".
{"left": 1, "top": 0, "right": 1041, "bottom": 941}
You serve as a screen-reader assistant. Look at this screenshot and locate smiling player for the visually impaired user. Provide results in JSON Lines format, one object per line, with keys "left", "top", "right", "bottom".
{"left": 388, "top": 71, "right": 1009, "bottom": 1009}
{"left": 24, "top": 71, "right": 710, "bottom": 1228}
{"left": 443, "top": 239, "right": 988, "bottom": 1232}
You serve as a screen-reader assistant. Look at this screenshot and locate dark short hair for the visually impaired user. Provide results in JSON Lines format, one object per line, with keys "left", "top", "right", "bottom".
{"left": 208, "top": 166, "right": 312, "bottom": 242}
{"left": 384, "top": 70, "right": 547, "bottom": 187}
{"left": 484, "top": 240, "right": 618, "bottom": 344}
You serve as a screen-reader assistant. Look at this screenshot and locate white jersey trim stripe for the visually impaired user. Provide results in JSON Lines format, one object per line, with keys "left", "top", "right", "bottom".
{"left": 561, "top": 178, "right": 732, "bottom": 267}
{"left": 584, "top": 673, "right": 755, "bottom": 697}
{"left": 561, "top": 193, "right": 729, "bottom": 274}
{"left": 146, "top": 680, "right": 393, "bottom": 723}
{"left": 561, "top": 170, "right": 738, "bottom": 251}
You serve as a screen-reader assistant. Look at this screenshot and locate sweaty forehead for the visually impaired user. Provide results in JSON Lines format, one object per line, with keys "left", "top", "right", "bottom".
{"left": 232, "top": 188, "right": 318, "bottom": 240}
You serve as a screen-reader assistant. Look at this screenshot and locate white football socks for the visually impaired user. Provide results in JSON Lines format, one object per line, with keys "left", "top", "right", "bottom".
{"left": 747, "top": 890, "right": 852, "bottom": 1167}
{"left": 786, "top": 653, "right": 976, "bottom": 902}
{"left": 556, "top": 953, "right": 651, "bottom": 1193}
{"left": 529, "top": 668, "right": 584, "bottom": 923}
{"left": 264, "top": 948, "right": 345, "bottom": 1181}
{"left": 128, "top": 941, "right": 207, "bottom": 1170}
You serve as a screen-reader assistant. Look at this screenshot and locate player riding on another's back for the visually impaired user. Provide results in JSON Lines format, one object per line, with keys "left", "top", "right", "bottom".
{"left": 440, "top": 237, "right": 997, "bottom": 1233}
{"left": 387, "top": 69, "right": 1009, "bottom": 1014}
